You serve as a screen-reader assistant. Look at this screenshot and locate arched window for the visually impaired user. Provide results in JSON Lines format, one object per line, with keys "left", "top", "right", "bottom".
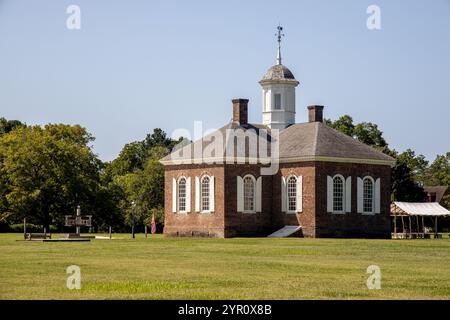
{"left": 287, "top": 176, "right": 297, "bottom": 212}
{"left": 201, "top": 176, "right": 210, "bottom": 212}
{"left": 243, "top": 175, "right": 255, "bottom": 212}
{"left": 363, "top": 177, "right": 374, "bottom": 213}
{"left": 178, "top": 177, "right": 186, "bottom": 212}
{"left": 333, "top": 176, "right": 344, "bottom": 212}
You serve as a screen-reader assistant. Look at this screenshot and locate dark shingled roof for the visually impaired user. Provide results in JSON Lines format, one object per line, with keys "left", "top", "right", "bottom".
{"left": 161, "top": 120, "right": 395, "bottom": 165}
{"left": 423, "top": 186, "right": 449, "bottom": 203}
{"left": 262, "top": 64, "right": 296, "bottom": 81}
{"left": 160, "top": 122, "right": 272, "bottom": 162}
{"left": 279, "top": 122, "right": 395, "bottom": 162}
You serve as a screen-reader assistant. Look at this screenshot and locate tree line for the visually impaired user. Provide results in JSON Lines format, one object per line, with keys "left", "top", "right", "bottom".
{"left": 0, "top": 117, "right": 181, "bottom": 232}
{"left": 0, "top": 115, "right": 448, "bottom": 232}
{"left": 325, "top": 115, "right": 449, "bottom": 207}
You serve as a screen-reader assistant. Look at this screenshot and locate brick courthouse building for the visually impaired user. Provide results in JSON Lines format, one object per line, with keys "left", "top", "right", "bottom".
{"left": 160, "top": 35, "right": 395, "bottom": 238}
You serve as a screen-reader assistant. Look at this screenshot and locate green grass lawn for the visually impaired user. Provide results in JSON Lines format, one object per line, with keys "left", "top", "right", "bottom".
{"left": 0, "top": 233, "right": 449, "bottom": 299}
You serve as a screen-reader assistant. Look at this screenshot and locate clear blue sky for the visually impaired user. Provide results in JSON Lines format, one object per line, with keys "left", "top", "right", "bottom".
{"left": 1, "top": 0, "right": 449, "bottom": 162}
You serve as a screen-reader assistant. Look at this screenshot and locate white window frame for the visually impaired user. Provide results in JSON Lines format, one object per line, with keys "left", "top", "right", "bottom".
{"left": 242, "top": 174, "right": 256, "bottom": 214}
{"left": 200, "top": 175, "right": 212, "bottom": 214}
{"left": 332, "top": 174, "right": 346, "bottom": 214}
{"left": 362, "top": 176, "right": 375, "bottom": 215}
{"left": 286, "top": 175, "right": 297, "bottom": 214}
{"left": 177, "top": 176, "right": 188, "bottom": 214}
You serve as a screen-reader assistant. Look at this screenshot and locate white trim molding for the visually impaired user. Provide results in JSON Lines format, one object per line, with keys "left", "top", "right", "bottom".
{"left": 357, "top": 177, "right": 363, "bottom": 213}
{"left": 256, "top": 176, "right": 262, "bottom": 213}
{"left": 185, "top": 177, "right": 191, "bottom": 213}
{"left": 209, "top": 176, "right": 215, "bottom": 213}
{"left": 296, "top": 175, "right": 303, "bottom": 213}
{"left": 345, "top": 176, "right": 352, "bottom": 213}
{"left": 237, "top": 176, "right": 244, "bottom": 212}
{"left": 195, "top": 176, "right": 200, "bottom": 212}
{"left": 281, "top": 156, "right": 395, "bottom": 167}
{"left": 160, "top": 155, "right": 395, "bottom": 167}
{"left": 172, "top": 177, "right": 177, "bottom": 213}
{"left": 375, "top": 178, "right": 381, "bottom": 214}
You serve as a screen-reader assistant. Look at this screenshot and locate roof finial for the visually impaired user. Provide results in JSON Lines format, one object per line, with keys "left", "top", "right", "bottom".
{"left": 276, "top": 25, "right": 284, "bottom": 65}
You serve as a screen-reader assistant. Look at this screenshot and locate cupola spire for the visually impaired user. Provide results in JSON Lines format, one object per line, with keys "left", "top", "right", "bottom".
{"left": 276, "top": 25, "right": 284, "bottom": 65}
{"left": 260, "top": 25, "right": 299, "bottom": 131}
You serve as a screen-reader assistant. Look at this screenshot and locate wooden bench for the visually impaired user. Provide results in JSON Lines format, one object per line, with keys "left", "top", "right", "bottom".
{"left": 24, "top": 233, "right": 51, "bottom": 240}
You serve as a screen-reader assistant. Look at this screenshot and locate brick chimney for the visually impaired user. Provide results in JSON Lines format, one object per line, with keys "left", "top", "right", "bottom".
{"left": 232, "top": 99, "right": 248, "bottom": 125}
{"left": 307, "top": 105, "right": 324, "bottom": 123}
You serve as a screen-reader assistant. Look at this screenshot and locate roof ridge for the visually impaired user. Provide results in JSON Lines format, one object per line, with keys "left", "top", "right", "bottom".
{"left": 312, "top": 122, "right": 320, "bottom": 155}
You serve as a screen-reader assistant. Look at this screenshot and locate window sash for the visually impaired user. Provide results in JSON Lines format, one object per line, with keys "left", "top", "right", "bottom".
{"left": 243, "top": 177, "right": 255, "bottom": 212}
{"left": 178, "top": 179, "right": 187, "bottom": 212}
{"left": 201, "top": 177, "right": 210, "bottom": 212}
{"left": 274, "top": 94, "right": 281, "bottom": 110}
{"left": 333, "top": 177, "right": 344, "bottom": 212}
{"left": 363, "top": 178, "right": 374, "bottom": 213}
{"left": 287, "top": 177, "right": 297, "bottom": 212}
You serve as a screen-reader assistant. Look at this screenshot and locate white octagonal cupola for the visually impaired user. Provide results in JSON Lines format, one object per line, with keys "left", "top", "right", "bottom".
{"left": 259, "top": 26, "right": 299, "bottom": 131}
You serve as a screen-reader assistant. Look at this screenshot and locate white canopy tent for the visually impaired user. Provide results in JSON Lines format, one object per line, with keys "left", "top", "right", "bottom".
{"left": 391, "top": 202, "right": 450, "bottom": 239}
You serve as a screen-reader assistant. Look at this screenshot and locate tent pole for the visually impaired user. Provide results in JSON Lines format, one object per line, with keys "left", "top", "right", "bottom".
{"left": 408, "top": 216, "right": 412, "bottom": 239}
{"left": 435, "top": 216, "right": 438, "bottom": 238}
{"left": 422, "top": 216, "right": 425, "bottom": 235}
{"left": 394, "top": 214, "right": 397, "bottom": 238}
{"left": 401, "top": 216, "right": 405, "bottom": 237}
{"left": 416, "top": 216, "right": 419, "bottom": 235}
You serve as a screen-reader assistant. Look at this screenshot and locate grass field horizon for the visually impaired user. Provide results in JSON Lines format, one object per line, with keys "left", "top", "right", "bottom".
{"left": 0, "top": 233, "right": 449, "bottom": 300}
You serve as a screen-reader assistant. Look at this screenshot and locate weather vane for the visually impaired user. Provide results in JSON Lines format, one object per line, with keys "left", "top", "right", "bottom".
{"left": 275, "top": 25, "right": 284, "bottom": 65}
{"left": 276, "top": 25, "right": 284, "bottom": 47}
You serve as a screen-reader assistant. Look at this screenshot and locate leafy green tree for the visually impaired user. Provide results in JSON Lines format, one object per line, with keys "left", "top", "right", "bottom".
{"left": 133, "top": 146, "right": 167, "bottom": 216}
{"left": 144, "top": 128, "right": 176, "bottom": 150}
{"left": 325, "top": 115, "right": 354, "bottom": 137}
{"left": 353, "top": 122, "right": 388, "bottom": 152}
{"left": 391, "top": 158, "right": 425, "bottom": 201}
{"left": 108, "top": 128, "right": 182, "bottom": 177}
{"left": 396, "top": 149, "right": 429, "bottom": 185}
{"left": 106, "top": 129, "right": 181, "bottom": 230}
{"left": 110, "top": 146, "right": 167, "bottom": 231}
{"left": 109, "top": 141, "right": 147, "bottom": 176}
{"left": 0, "top": 117, "right": 25, "bottom": 135}
{"left": 423, "top": 153, "right": 450, "bottom": 187}
{"left": 326, "top": 116, "right": 388, "bottom": 152}
{"left": 0, "top": 124, "right": 103, "bottom": 229}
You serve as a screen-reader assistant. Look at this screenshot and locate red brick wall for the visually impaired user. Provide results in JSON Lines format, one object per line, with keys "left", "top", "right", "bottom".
{"left": 163, "top": 161, "right": 392, "bottom": 239}
{"left": 163, "top": 164, "right": 226, "bottom": 238}
{"left": 314, "top": 162, "right": 392, "bottom": 238}
{"left": 272, "top": 162, "right": 317, "bottom": 237}
{"left": 223, "top": 164, "right": 274, "bottom": 237}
